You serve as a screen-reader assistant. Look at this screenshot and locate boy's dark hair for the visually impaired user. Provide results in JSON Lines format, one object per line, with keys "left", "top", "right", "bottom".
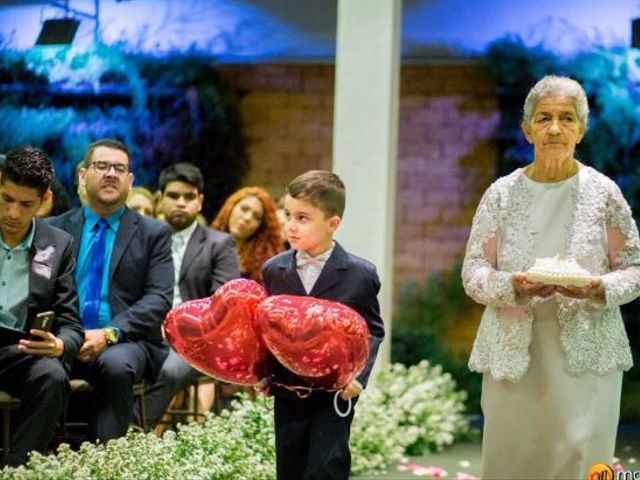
{"left": 83, "top": 138, "right": 130, "bottom": 167}
{"left": 158, "top": 162, "right": 204, "bottom": 193}
{"left": 2, "top": 146, "right": 53, "bottom": 196}
{"left": 285, "top": 170, "right": 345, "bottom": 218}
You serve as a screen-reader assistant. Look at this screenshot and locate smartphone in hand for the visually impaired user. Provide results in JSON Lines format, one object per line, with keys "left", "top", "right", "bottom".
{"left": 30, "top": 311, "right": 54, "bottom": 339}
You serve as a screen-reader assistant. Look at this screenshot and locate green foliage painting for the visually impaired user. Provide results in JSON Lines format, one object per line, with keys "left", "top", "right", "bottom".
{"left": 486, "top": 36, "right": 640, "bottom": 218}
{"left": 0, "top": 44, "right": 247, "bottom": 218}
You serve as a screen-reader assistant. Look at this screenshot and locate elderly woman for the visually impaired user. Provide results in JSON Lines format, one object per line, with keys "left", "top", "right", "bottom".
{"left": 211, "top": 186, "right": 285, "bottom": 282}
{"left": 463, "top": 75, "right": 640, "bottom": 480}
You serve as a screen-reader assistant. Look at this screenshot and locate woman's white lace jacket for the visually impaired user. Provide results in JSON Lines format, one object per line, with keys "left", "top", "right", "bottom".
{"left": 462, "top": 167, "right": 638, "bottom": 381}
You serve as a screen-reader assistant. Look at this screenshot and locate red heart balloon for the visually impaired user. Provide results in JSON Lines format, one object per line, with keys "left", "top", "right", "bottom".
{"left": 164, "top": 279, "right": 269, "bottom": 385}
{"left": 255, "top": 295, "right": 370, "bottom": 390}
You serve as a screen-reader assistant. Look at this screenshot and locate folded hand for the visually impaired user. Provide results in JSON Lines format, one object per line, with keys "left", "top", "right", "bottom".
{"left": 77, "top": 329, "right": 108, "bottom": 362}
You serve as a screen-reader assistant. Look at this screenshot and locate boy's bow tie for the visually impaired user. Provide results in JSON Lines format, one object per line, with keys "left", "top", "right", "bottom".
{"left": 296, "top": 251, "right": 325, "bottom": 268}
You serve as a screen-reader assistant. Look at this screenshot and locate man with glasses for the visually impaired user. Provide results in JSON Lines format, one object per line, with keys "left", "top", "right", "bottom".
{"left": 50, "top": 138, "right": 173, "bottom": 442}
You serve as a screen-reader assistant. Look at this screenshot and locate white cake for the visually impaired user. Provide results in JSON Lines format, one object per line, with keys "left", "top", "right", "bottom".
{"left": 526, "top": 255, "right": 592, "bottom": 287}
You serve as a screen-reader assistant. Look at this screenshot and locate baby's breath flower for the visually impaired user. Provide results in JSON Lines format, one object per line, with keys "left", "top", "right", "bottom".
{"left": 0, "top": 363, "right": 468, "bottom": 479}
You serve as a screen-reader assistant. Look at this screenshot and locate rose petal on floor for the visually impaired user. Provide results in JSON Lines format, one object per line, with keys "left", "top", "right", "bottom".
{"left": 456, "top": 473, "right": 479, "bottom": 480}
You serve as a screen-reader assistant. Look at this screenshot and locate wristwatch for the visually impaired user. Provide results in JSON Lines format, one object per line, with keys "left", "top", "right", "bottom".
{"left": 104, "top": 327, "right": 120, "bottom": 346}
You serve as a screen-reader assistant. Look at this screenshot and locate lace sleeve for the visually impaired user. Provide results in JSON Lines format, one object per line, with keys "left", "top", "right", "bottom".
{"left": 462, "top": 185, "right": 517, "bottom": 307}
{"left": 601, "top": 183, "right": 640, "bottom": 307}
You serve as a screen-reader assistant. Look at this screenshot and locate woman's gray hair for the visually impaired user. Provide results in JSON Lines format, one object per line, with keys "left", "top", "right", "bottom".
{"left": 522, "top": 75, "right": 589, "bottom": 129}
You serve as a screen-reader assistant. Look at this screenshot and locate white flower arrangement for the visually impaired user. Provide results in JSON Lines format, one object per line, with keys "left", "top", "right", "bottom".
{"left": 1, "top": 360, "right": 469, "bottom": 479}
{"left": 350, "top": 360, "right": 470, "bottom": 475}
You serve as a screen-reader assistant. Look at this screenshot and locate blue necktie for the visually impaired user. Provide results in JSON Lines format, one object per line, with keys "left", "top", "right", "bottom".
{"left": 82, "top": 219, "right": 108, "bottom": 329}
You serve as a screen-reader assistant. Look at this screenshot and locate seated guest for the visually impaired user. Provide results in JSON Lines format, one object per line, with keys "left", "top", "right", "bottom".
{"left": 49, "top": 138, "right": 173, "bottom": 442}
{"left": 211, "top": 187, "right": 285, "bottom": 282}
{"left": 210, "top": 187, "right": 285, "bottom": 404}
{"left": 140, "top": 162, "right": 240, "bottom": 431}
{"left": 153, "top": 189, "right": 165, "bottom": 221}
{"left": 36, "top": 179, "right": 72, "bottom": 218}
{"left": 0, "top": 147, "right": 84, "bottom": 465}
{"left": 126, "top": 186, "right": 155, "bottom": 217}
{"left": 73, "top": 161, "right": 87, "bottom": 205}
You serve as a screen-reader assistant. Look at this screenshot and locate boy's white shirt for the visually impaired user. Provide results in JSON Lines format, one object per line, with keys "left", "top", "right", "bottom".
{"left": 170, "top": 220, "right": 198, "bottom": 307}
{"left": 295, "top": 242, "right": 334, "bottom": 294}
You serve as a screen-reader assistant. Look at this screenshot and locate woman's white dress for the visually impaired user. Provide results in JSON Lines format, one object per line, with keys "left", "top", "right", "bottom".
{"left": 481, "top": 174, "right": 623, "bottom": 480}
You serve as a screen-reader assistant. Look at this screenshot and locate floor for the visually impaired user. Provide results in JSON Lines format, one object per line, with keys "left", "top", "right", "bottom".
{"left": 352, "top": 423, "right": 640, "bottom": 480}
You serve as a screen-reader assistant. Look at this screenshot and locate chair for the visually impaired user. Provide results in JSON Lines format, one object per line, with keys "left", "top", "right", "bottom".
{"left": 165, "top": 376, "right": 223, "bottom": 424}
{"left": 0, "top": 390, "right": 21, "bottom": 465}
{"left": 57, "top": 379, "right": 148, "bottom": 443}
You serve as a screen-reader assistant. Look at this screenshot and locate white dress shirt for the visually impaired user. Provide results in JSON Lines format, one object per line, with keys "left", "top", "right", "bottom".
{"left": 295, "top": 243, "right": 334, "bottom": 294}
{"left": 171, "top": 221, "right": 198, "bottom": 307}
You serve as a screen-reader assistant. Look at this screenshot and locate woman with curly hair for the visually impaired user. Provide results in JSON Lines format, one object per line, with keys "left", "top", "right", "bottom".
{"left": 212, "top": 186, "right": 285, "bottom": 282}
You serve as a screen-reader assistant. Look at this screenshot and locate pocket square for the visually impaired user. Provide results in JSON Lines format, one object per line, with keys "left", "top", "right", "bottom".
{"left": 31, "top": 261, "right": 52, "bottom": 279}
{"left": 33, "top": 245, "right": 54, "bottom": 264}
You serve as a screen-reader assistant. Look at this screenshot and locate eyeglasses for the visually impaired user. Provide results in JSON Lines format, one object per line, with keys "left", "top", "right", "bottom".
{"left": 89, "top": 161, "right": 129, "bottom": 175}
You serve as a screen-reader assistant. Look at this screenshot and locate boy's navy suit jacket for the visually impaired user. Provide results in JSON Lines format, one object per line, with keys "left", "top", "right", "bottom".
{"left": 261, "top": 242, "right": 385, "bottom": 390}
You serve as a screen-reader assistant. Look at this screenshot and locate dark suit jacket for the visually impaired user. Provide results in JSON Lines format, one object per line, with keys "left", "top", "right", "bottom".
{"left": 49, "top": 207, "right": 174, "bottom": 378}
{"left": 26, "top": 219, "right": 84, "bottom": 367}
{"left": 261, "top": 242, "right": 385, "bottom": 389}
{"left": 178, "top": 225, "right": 240, "bottom": 301}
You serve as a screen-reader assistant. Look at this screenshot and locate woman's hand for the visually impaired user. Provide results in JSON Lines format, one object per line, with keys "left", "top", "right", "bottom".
{"left": 512, "top": 273, "right": 605, "bottom": 301}
{"left": 512, "top": 272, "right": 557, "bottom": 298}
{"left": 555, "top": 277, "right": 605, "bottom": 301}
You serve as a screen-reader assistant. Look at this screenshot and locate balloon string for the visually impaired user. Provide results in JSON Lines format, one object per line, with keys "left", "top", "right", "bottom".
{"left": 333, "top": 391, "right": 352, "bottom": 418}
{"left": 269, "top": 381, "right": 317, "bottom": 398}
{"left": 268, "top": 381, "right": 352, "bottom": 417}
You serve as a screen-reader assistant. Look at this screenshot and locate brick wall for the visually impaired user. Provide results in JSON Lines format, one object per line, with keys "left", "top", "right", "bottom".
{"left": 219, "top": 65, "right": 335, "bottom": 198}
{"left": 219, "top": 63, "right": 499, "bottom": 292}
{"left": 396, "top": 65, "right": 499, "bottom": 287}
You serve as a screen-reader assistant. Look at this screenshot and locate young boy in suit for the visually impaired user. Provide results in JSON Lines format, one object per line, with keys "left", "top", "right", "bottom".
{"left": 260, "top": 170, "right": 385, "bottom": 480}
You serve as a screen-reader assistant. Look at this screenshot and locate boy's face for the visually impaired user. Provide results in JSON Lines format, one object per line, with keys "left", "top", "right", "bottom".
{"left": 283, "top": 194, "right": 341, "bottom": 257}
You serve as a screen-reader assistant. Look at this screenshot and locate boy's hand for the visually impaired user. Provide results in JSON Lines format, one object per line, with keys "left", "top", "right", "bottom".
{"left": 254, "top": 378, "right": 271, "bottom": 396}
{"left": 339, "top": 380, "right": 363, "bottom": 400}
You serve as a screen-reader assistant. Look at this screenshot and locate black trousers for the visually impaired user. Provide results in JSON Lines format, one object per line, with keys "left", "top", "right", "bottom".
{"left": 273, "top": 390, "right": 356, "bottom": 480}
{"left": 71, "top": 342, "right": 147, "bottom": 442}
{"left": 0, "top": 345, "right": 69, "bottom": 466}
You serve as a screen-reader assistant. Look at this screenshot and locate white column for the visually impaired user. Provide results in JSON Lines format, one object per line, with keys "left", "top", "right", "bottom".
{"left": 332, "top": 0, "right": 401, "bottom": 366}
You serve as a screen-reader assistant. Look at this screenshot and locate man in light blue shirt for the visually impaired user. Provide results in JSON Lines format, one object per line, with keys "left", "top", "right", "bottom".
{"left": 0, "top": 147, "right": 83, "bottom": 465}
{"left": 0, "top": 218, "right": 33, "bottom": 330}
